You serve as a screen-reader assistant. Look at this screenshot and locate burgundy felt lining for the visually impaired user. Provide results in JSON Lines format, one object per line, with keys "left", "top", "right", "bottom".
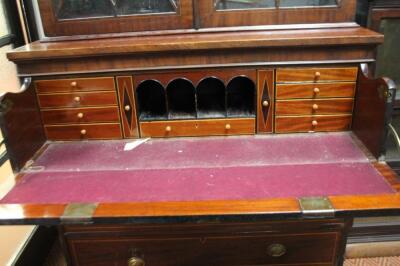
{"left": 0, "top": 133, "right": 394, "bottom": 204}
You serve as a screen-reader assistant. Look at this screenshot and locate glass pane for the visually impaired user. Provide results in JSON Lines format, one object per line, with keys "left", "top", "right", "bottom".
{"left": 215, "top": 0, "right": 275, "bottom": 10}
{"left": 54, "top": 0, "right": 179, "bottom": 20}
{"left": 279, "top": 0, "right": 338, "bottom": 8}
{"left": 116, "top": 0, "right": 179, "bottom": 15}
{"left": 0, "top": 0, "right": 11, "bottom": 37}
{"left": 376, "top": 19, "right": 400, "bottom": 101}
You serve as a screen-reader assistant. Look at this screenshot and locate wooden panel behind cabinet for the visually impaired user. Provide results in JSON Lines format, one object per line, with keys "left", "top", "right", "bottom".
{"left": 117, "top": 76, "right": 139, "bottom": 138}
{"left": 257, "top": 70, "right": 274, "bottom": 133}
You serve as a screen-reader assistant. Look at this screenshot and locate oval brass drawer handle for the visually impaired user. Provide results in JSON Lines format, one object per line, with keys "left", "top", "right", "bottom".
{"left": 267, "top": 243, "right": 287, "bottom": 257}
{"left": 128, "top": 257, "right": 145, "bottom": 266}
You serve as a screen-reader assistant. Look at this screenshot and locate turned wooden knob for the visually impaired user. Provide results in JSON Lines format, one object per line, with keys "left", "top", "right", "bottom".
{"left": 70, "top": 81, "right": 77, "bottom": 87}
{"left": 124, "top": 105, "right": 131, "bottom": 111}
{"left": 312, "top": 120, "right": 318, "bottom": 126}
{"left": 225, "top": 124, "right": 231, "bottom": 130}
{"left": 313, "top": 87, "right": 320, "bottom": 94}
{"left": 77, "top": 112, "right": 84, "bottom": 118}
{"left": 262, "top": 100, "right": 269, "bottom": 107}
{"left": 80, "top": 129, "right": 87, "bottom": 135}
{"left": 315, "top": 71, "right": 321, "bottom": 79}
{"left": 312, "top": 104, "right": 319, "bottom": 110}
{"left": 165, "top": 126, "right": 172, "bottom": 132}
{"left": 74, "top": 96, "right": 81, "bottom": 102}
{"left": 128, "top": 257, "right": 145, "bottom": 266}
{"left": 267, "top": 243, "right": 287, "bottom": 258}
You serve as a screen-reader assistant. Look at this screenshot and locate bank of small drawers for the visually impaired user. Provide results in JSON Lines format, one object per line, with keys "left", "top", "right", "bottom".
{"left": 275, "top": 67, "right": 357, "bottom": 133}
{"left": 36, "top": 77, "right": 122, "bottom": 140}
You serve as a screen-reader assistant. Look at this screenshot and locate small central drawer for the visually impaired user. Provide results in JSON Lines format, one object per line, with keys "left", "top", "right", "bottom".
{"left": 276, "top": 67, "right": 358, "bottom": 83}
{"left": 35, "top": 77, "right": 115, "bottom": 93}
{"left": 41, "top": 107, "right": 120, "bottom": 124}
{"left": 140, "top": 118, "right": 255, "bottom": 137}
{"left": 276, "top": 98, "right": 354, "bottom": 116}
{"left": 37, "top": 91, "right": 118, "bottom": 109}
{"left": 45, "top": 123, "right": 122, "bottom": 140}
{"left": 276, "top": 82, "right": 356, "bottom": 99}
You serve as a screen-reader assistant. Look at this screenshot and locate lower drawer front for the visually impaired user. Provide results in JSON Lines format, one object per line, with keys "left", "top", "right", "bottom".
{"left": 140, "top": 118, "right": 255, "bottom": 137}
{"left": 69, "top": 233, "right": 337, "bottom": 266}
{"left": 45, "top": 123, "right": 122, "bottom": 140}
{"left": 275, "top": 115, "right": 352, "bottom": 133}
{"left": 41, "top": 107, "right": 120, "bottom": 124}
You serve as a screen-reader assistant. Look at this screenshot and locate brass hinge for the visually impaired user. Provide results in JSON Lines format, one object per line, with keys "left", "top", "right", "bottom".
{"left": 299, "top": 197, "right": 335, "bottom": 218}
{"left": 61, "top": 203, "right": 98, "bottom": 224}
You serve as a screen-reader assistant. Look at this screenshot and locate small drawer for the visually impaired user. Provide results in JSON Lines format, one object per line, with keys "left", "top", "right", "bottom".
{"left": 140, "top": 118, "right": 255, "bottom": 138}
{"left": 275, "top": 98, "right": 354, "bottom": 116}
{"left": 44, "top": 123, "right": 122, "bottom": 140}
{"left": 276, "top": 67, "right": 358, "bottom": 83}
{"left": 41, "top": 107, "right": 120, "bottom": 124}
{"left": 275, "top": 115, "right": 352, "bottom": 133}
{"left": 68, "top": 233, "right": 337, "bottom": 266}
{"left": 37, "top": 91, "right": 118, "bottom": 109}
{"left": 35, "top": 77, "right": 115, "bottom": 93}
{"left": 276, "top": 82, "right": 356, "bottom": 99}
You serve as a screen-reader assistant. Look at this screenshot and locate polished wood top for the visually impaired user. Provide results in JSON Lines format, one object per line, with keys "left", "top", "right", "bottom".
{"left": 7, "top": 26, "right": 383, "bottom": 62}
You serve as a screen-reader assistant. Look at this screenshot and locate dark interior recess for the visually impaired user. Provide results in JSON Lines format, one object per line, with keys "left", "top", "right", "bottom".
{"left": 226, "top": 76, "right": 256, "bottom": 118}
{"left": 166, "top": 78, "right": 197, "bottom": 119}
{"left": 196, "top": 77, "right": 226, "bottom": 118}
{"left": 136, "top": 80, "right": 167, "bottom": 121}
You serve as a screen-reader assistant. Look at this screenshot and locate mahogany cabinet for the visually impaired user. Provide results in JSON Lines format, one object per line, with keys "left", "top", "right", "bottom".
{"left": 1, "top": 1, "right": 400, "bottom": 266}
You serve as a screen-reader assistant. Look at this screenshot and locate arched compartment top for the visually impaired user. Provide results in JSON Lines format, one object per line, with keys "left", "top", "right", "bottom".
{"left": 166, "top": 78, "right": 197, "bottom": 120}
{"left": 136, "top": 80, "right": 167, "bottom": 121}
{"left": 196, "top": 77, "right": 226, "bottom": 119}
{"left": 226, "top": 76, "right": 256, "bottom": 118}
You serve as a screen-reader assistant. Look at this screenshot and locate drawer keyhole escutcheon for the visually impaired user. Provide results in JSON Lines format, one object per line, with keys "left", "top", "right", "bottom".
{"left": 74, "top": 96, "right": 81, "bottom": 103}
{"left": 267, "top": 243, "right": 287, "bottom": 257}
{"left": 77, "top": 113, "right": 84, "bottom": 118}
{"left": 312, "top": 104, "right": 319, "bottom": 110}
{"left": 165, "top": 126, "right": 172, "bottom": 132}
{"left": 262, "top": 100, "right": 269, "bottom": 107}
{"left": 128, "top": 257, "right": 145, "bottom": 266}
{"left": 80, "top": 129, "right": 87, "bottom": 135}
{"left": 312, "top": 120, "right": 318, "bottom": 126}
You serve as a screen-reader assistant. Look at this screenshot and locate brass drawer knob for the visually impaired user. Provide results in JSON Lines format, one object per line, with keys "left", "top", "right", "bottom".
{"left": 267, "top": 243, "right": 287, "bottom": 258}
{"left": 165, "top": 126, "right": 172, "bottom": 132}
{"left": 77, "top": 112, "right": 84, "bottom": 118}
{"left": 313, "top": 87, "right": 320, "bottom": 94}
{"left": 315, "top": 71, "right": 321, "bottom": 80}
{"left": 225, "top": 124, "right": 231, "bottom": 130}
{"left": 80, "top": 129, "right": 87, "bottom": 135}
{"left": 71, "top": 81, "right": 77, "bottom": 87}
{"left": 312, "top": 104, "right": 319, "bottom": 110}
{"left": 125, "top": 105, "right": 131, "bottom": 111}
{"left": 312, "top": 120, "right": 318, "bottom": 126}
{"left": 128, "top": 257, "right": 145, "bottom": 266}
{"left": 262, "top": 100, "right": 269, "bottom": 107}
{"left": 74, "top": 96, "right": 81, "bottom": 102}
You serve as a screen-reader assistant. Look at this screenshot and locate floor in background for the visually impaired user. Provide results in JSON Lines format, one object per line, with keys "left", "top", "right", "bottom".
{"left": 344, "top": 257, "right": 400, "bottom": 265}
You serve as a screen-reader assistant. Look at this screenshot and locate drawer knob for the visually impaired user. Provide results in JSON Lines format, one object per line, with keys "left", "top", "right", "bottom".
{"left": 267, "top": 243, "right": 287, "bottom": 257}
{"left": 80, "top": 129, "right": 87, "bottom": 135}
{"left": 71, "top": 81, "right": 77, "bottom": 87}
{"left": 125, "top": 105, "right": 131, "bottom": 111}
{"left": 313, "top": 87, "right": 320, "bottom": 94}
{"left": 312, "top": 120, "right": 318, "bottom": 126}
{"left": 165, "top": 126, "right": 172, "bottom": 132}
{"left": 225, "top": 124, "right": 231, "bottom": 130}
{"left": 262, "top": 100, "right": 269, "bottom": 107}
{"left": 315, "top": 71, "right": 321, "bottom": 80}
{"left": 74, "top": 96, "right": 81, "bottom": 102}
{"left": 77, "top": 112, "right": 84, "bottom": 118}
{"left": 128, "top": 257, "right": 145, "bottom": 266}
{"left": 312, "top": 104, "right": 319, "bottom": 110}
